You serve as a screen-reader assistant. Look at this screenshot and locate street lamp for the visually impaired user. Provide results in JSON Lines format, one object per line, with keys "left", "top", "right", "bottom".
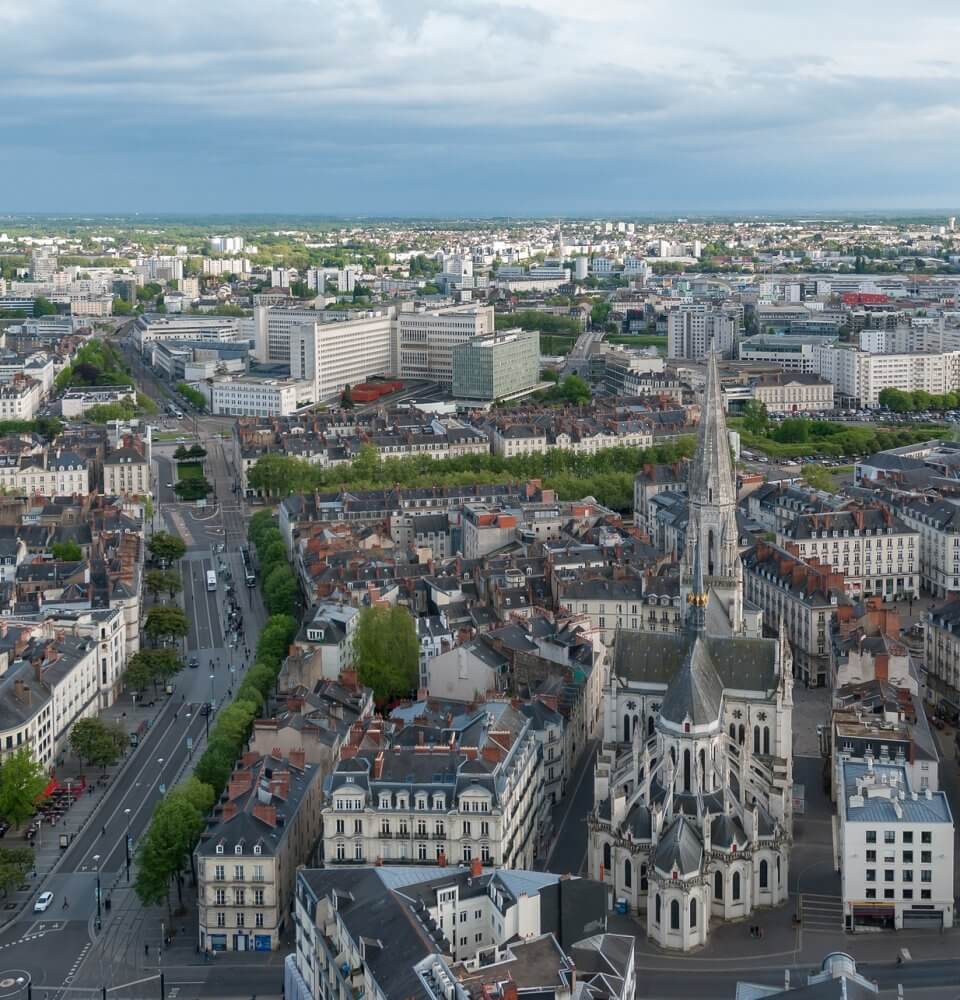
{"left": 124, "top": 808, "right": 132, "bottom": 882}
{"left": 93, "top": 853, "right": 102, "bottom": 930}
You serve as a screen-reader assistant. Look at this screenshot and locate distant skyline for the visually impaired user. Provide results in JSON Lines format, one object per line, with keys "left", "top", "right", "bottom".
{"left": 1, "top": 0, "right": 959, "bottom": 215}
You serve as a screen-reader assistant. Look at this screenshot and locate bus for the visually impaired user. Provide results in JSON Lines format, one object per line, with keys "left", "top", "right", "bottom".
{"left": 240, "top": 546, "right": 256, "bottom": 587}
{"left": 206, "top": 569, "right": 217, "bottom": 592}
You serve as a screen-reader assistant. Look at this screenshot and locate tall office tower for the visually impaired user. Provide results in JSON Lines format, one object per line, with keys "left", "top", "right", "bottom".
{"left": 289, "top": 314, "right": 393, "bottom": 402}
{"left": 392, "top": 304, "right": 495, "bottom": 386}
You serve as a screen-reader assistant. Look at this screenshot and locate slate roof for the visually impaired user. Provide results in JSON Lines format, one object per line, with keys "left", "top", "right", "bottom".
{"left": 652, "top": 815, "right": 702, "bottom": 876}
{"left": 658, "top": 634, "right": 724, "bottom": 726}
{"left": 613, "top": 630, "right": 779, "bottom": 695}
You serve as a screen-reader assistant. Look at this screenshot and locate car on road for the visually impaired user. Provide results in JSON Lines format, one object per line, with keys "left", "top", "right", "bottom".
{"left": 188, "top": 656, "right": 200, "bottom": 669}
{"left": 166, "top": 483, "right": 174, "bottom": 488}
{"left": 34, "top": 891, "right": 54, "bottom": 912}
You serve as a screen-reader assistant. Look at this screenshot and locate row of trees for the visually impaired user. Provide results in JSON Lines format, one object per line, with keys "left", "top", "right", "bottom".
{"left": 249, "top": 509, "right": 299, "bottom": 616}
{"left": 176, "top": 383, "right": 206, "bottom": 412}
{"left": 134, "top": 508, "right": 299, "bottom": 917}
{"left": 877, "top": 388, "right": 960, "bottom": 413}
{"left": 134, "top": 612, "right": 298, "bottom": 914}
{"left": 246, "top": 439, "right": 696, "bottom": 515}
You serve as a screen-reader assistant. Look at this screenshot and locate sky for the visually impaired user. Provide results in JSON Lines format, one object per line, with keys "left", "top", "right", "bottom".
{"left": 1, "top": 0, "right": 958, "bottom": 216}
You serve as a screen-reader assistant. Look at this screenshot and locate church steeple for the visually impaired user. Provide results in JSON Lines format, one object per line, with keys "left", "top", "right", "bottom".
{"left": 685, "top": 345, "right": 739, "bottom": 583}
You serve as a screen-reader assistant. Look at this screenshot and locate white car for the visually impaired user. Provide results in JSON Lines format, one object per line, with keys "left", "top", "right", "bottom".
{"left": 34, "top": 891, "right": 54, "bottom": 912}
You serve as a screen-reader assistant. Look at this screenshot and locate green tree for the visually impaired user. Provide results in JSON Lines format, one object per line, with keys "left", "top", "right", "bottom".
{"left": 70, "top": 717, "right": 109, "bottom": 767}
{"left": 34, "top": 416, "right": 63, "bottom": 441}
{"left": 0, "top": 847, "right": 35, "bottom": 896}
{"left": 50, "top": 540, "right": 82, "bottom": 561}
{"left": 255, "top": 615, "right": 297, "bottom": 673}
{"left": 590, "top": 301, "right": 611, "bottom": 328}
{"left": 802, "top": 464, "right": 836, "bottom": 492}
{"left": 149, "top": 532, "right": 186, "bottom": 564}
{"left": 173, "top": 477, "right": 212, "bottom": 501}
{"left": 173, "top": 445, "right": 190, "bottom": 461}
{"left": 248, "top": 509, "right": 277, "bottom": 550}
{"left": 134, "top": 794, "right": 207, "bottom": 917}
{"left": 0, "top": 749, "right": 48, "bottom": 828}
{"left": 144, "top": 606, "right": 190, "bottom": 644}
{"left": 353, "top": 606, "right": 419, "bottom": 703}
{"left": 741, "top": 400, "right": 770, "bottom": 437}
{"left": 34, "top": 296, "right": 57, "bottom": 317}
{"left": 264, "top": 566, "right": 298, "bottom": 616}
{"left": 126, "top": 648, "right": 181, "bottom": 691}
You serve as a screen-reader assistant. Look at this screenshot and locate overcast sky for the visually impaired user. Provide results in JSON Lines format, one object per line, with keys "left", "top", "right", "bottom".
{"left": 1, "top": 0, "right": 958, "bottom": 216}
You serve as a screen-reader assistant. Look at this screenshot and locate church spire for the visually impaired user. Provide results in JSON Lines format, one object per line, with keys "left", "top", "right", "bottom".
{"left": 688, "top": 346, "right": 736, "bottom": 510}
{"left": 687, "top": 535, "right": 708, "bottom": 633}
{"left": 685, "top": 342, "right": 740, "bottom": 583}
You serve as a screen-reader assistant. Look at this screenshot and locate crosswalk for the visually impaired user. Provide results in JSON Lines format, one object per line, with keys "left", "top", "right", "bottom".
{"left": 799, "top": 893, "right": 843, "bottom": 932}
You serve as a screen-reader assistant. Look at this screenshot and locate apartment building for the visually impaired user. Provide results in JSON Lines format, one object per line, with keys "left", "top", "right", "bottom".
{"left": 742, "top": 542, "right": 844, "bottom": 687}
{"left": 925, "top": 601, "right": 960, "bottom": 719}
{"left": 321, "top": 703, "right": 543, "bottom": 871}
{"left": 289, "top": 314, "right": 393, "bottom": 401}
{"left": 814, "top": 344, "right": 960, "bottom": 408}
{"left": 392, "top": 304, "right": 495, "bottom": 385}
{"left": 0, "top": 633, "right": 99, "bottom": 767}
{"left": 666, "top": 303, "right": 739, "bottom": 360}
{"left": 451, "top": 330, "right": 540, "bottom": 402}
{"left": 838, "top": 760, "right": 954, "bottom": 931}
{"left": 287, "top": 865, "right": 631, "bottom": 1000}
{"left": 831, "top": 683, "right": 938, "bottom": 802}
{"left": 738, "top": 335, "right": 834, "bottom": 374}
{"left": 633, "top": 463, "right": 686, "bottom": 537}
{"left": 195, "top": 751, "right": 323, "bottom": 952}
{"left": 103, "top": 445, "right": 150, "bottom": 497}
{"left": 211, "top": 376, "right": 312, "bottom": 418}
{"left": 0, "top": 378, "right": 42, "bottom": 421}
{"left": 557, "top": 577, "right": 647, "bottom": 645}
{"left": 892, "top": 497, "right": 960, "bottom": 598}
{"left": 776, "top": 508, "right": 919, "bottom": 600}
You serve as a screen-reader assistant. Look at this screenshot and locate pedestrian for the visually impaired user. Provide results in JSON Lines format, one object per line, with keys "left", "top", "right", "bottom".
{"left": 101, "top": 825, "right": 106, "bottom": 837}
{"left": 145, "top": 943, "right": 149, "bottom": 957}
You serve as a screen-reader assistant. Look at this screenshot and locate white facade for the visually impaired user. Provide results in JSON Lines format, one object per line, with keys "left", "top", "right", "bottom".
{"left": 289, "top": 314, "right": 393, "bottom": 401}
{"left": 838, "top": 760, "right": 954, "bottom": 931}
{"left": 667, "top": 305, "right": 739, "bottom": 360}
{"left": 392, "top": 305, "right": 495, "bottom": 386}
{"left": 211, "top": 377, "right": 311, "bottom": 417}
{"left": 0, "top": 379, "right": 41, "bottom": 420}
{"left": 814, "top": 344, "right": 960, "bottom": 407}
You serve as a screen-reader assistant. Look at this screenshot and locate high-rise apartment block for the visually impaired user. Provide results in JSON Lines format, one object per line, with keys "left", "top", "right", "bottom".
{"left": 667, "top": 303, "right": 739, "bottom": 359}
{"left": 30, "top": 248, "right": 57, "bottom": 281}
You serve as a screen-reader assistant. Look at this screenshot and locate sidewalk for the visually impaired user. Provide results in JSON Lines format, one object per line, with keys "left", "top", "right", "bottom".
{"left": 1, "top": 691, "right": 172, "bottom": 928}
{"left": 613, "top": 895, "right": 960, "bottom": 969}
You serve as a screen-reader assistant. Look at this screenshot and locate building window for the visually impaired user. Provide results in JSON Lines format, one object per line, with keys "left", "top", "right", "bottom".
{"left": 234, "top": 866, "right": 244, "bottom": 880}
{"left": 865, "top": 888, "right": 876, "bottom": 899}
{"left": 759, "top": 859, "right": 768, "bottom": 889}
{"left": 689, "top": 898, "right": 697, "bottom": 929}
{"left": 884, "top": 831, "right": 896, "bottom": 844}
{"left": 216, "top": 913, "right": 226, "bottom": 928}
{"left": 866, "top": 831, "right": 877, "bottom": 844}
{"left": 732, "top": 872, "right": 741, "bottom": 901}
{"left": 255, "top": 913, "right": 264, "bottom": 928}
{"left": 714, "top": 870, "right": 723, "bottom": 900}
{"left": 670, "top": 899, "right": 680, "bottom": 930}
{"left": 654, "top": 894, "right": 661, "bottom": 926}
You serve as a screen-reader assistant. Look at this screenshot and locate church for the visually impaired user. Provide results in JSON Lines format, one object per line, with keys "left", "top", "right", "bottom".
{"left": 587, "top": 351, "right": 794, "bottom": 951}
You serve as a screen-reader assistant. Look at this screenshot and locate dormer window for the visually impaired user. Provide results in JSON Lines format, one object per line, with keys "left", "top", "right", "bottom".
{"left": 253, "top": 844, "right": 262, "bottom": 855}
{"left": 216, "top": 844, "right": 224, "bottom": 855}
{"left": 235, "top": 844, "right": 243, "bottom": 855}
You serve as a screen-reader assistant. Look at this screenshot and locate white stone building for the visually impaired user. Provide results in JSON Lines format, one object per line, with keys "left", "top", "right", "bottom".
{"left": 837, "top": 759, "right": 954, "bottom": 931}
